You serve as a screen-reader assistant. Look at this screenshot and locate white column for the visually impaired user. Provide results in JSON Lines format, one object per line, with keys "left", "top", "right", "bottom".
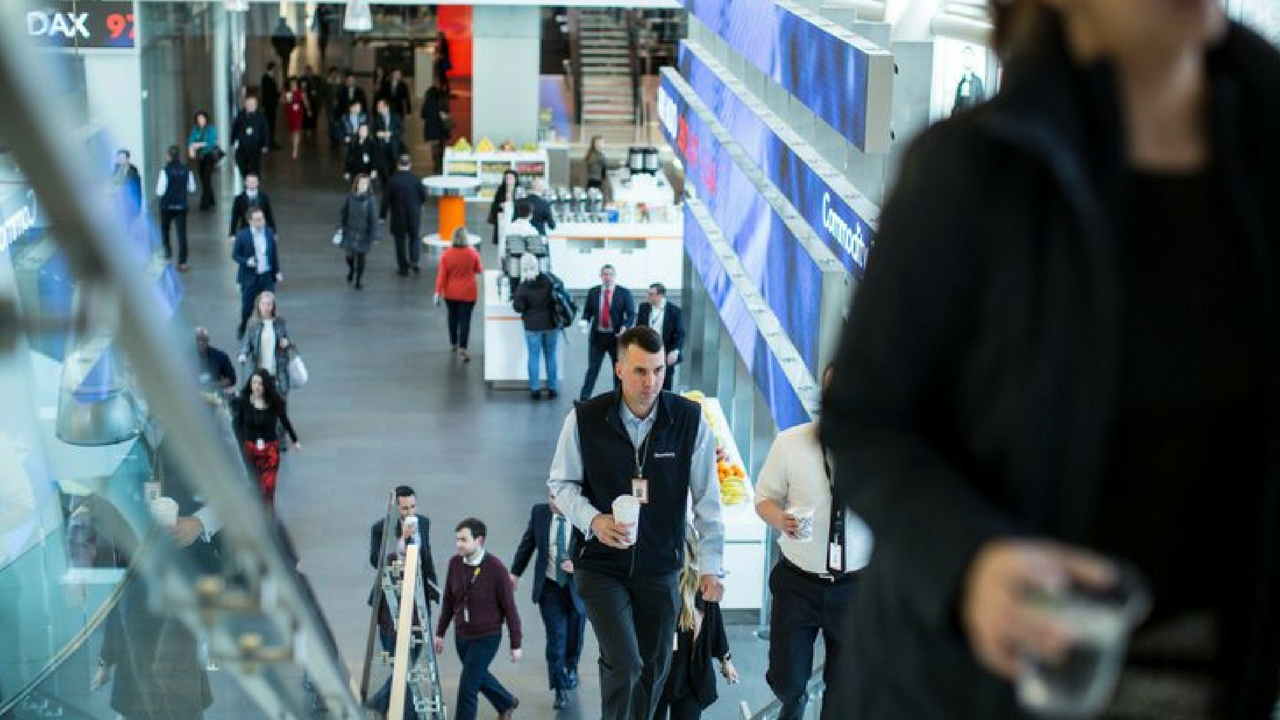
{"left": 471, "top": 6, "right": 541, "bottom": 144}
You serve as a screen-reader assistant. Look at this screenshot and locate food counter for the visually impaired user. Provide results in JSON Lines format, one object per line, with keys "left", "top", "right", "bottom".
{"left": 547, "top": 220, "right": 683, "bottom": 292}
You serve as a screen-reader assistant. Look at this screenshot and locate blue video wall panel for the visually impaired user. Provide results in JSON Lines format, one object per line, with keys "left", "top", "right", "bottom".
{"left": 683, "top": 203, "right": 809, "bottom": 430}
{"left": 660, "top": 71, "right": 822, "bottom": 375}
{"left": 677, "top": 43, "right": 874, "bottom": 278}
{"left": 683, "top": 0, "right": 881, "bottom": 151}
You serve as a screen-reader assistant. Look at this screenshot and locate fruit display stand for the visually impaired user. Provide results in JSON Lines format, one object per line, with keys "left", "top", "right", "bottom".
{"left": 442, "top": 143, "right": 550, "bottom": 203}
{"left": 683, "top": 392, "right": 767, "bottom": 610}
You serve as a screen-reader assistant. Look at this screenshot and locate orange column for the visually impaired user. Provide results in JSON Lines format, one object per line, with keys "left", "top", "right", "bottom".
{"left": 438, "top": 195, "right": 466, "bottom": 242}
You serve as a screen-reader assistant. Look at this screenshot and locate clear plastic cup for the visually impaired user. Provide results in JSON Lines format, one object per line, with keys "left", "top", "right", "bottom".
{"left": 611, "top": 495, "right": 641, "bottom": 545}
{"left": 149, "top": 496, "right": 179, "bottom": 528}
{"left": 1017, "top": 564, "right": 1151, "bottom": 718}
{"left": 787, "top": 506, "right": 815, "bottom": 542}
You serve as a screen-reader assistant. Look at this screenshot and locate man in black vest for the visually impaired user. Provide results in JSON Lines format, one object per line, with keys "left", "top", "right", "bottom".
{"left": 548, "top": 326, "right": 725, "bottom": 720}
{"left": 155, "top": 145, "right": 196, "bottom": 270}
{"left": 381, "top": 154, "right": 427, "bottom": 276}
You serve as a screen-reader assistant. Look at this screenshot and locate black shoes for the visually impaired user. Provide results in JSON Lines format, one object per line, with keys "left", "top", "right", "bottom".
{"left": 411, "top": 265, "right": 420, "bottom": 274}
{"left": 397, "top": 268, "right": 409, "bottom": 277}
{"left": 346, "top": 269, "right": 354, "bottom": 283}
{"left": 548, "top": 389, "right": 559, "bottom": 400}
{"left": 531, "top": 391, "right": 541, "bottom": 401}
{"left": 553, "top": 689, "right": 568, "bottom": 710}
{"left": 498, "top": 697, "right": 520, "bottom": 719}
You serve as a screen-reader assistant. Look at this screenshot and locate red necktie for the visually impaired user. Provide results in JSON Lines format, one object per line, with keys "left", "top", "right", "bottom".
{"left": 601, "top": 288, "right": 612, "bottom": 331}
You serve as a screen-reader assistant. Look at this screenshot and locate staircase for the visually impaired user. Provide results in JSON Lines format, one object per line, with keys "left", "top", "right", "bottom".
{"left": 576, "top": 9, "right": 637, "bottom": 125}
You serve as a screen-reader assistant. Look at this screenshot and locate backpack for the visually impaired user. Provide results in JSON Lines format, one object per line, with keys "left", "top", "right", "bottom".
{"left": 548, "top": 272, "right": 577, "bottom": 329}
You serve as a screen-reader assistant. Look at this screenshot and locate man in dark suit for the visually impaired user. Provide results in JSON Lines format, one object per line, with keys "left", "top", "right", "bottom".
{"left": 371, "top": 98, "right": 404, "bottom": 172}
{"left": 368, "top": 485, "right": 439, "bottom": 716}
{"left": 230, "top": 96, "right": 269, "bottom": 178}
{"left": 338, "top": 72, "right": 367, "bottom": 115}
{"left": 226, "top": 173, "right": 277, "bottom": 241}
{"left": 195, "top": 326, "right": 236, "bottom": 393}
{"left": 384, "top": 68, "right": 413, "bottom": 118}
{"left": 636, "top": 283, "right": 685, "bottom": 391}
{"left": 261, "top": 62, "right": 282, "bottom": 149}
{"left": 526, "top": 179, "right": 557, "bottom": 236}
{"left": 578, "top": 264, "right": 635, "bottom": 401}
{"left": 381, "top": 155, "right": 427, "bottom": 276}
{"left": 231, "top": 207, "right": 282, "bottom": 338}
{"left": 510, "top": 494, "right": 586, "bottom": 710}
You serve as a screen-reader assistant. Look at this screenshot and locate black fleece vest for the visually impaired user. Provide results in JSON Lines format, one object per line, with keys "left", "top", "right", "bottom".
{"left": 574, "top": 391, "right": 701, "bottom": 578}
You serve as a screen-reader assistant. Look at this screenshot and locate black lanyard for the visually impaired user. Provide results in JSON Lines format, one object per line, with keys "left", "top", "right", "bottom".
{"left": 822, "top": 453, "right": 846, "bottom": 574}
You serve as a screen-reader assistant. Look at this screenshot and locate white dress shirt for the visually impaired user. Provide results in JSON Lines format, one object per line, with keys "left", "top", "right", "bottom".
{"left": 154, "top": 169, "right": 197, "bottom": 197}
{"left": 755, "top": 422, "right": 874, "bottom": 574}
{"left": 547, "top": 399, "right": 725, "bottom": 575}
{"left": 252, "top": 228, "right": 271, "bottom": 274}
{"left": 547, "top": 512, "right": 568, "bottom": 583}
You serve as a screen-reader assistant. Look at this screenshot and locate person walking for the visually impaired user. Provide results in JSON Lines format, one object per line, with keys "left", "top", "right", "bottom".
{"left": 636, "top": 283, "right": 684, "bottom": 392}
{"left": 819, "top": 3, "right": 1280, "bottom": 719}
{"left": 187, "top": 111, "right": 218, "bottom": 211}
{"left": 755, "top": 367, "right": 871, "bottom": 720}
{"left": 577, "top": 265, "right": 634, "bottom": 401}
{"left": 194, "top": 326, "right": 236, "bottom": 394}
{"left": 344, "top": 123, "right": 382, "bottom": 184}
{"left": 368, "top": 485, "right": 439, "bottom": 717}
{"left": 372, "top": 98, "right": 403, "bottom": 175}
{"left": 435, "top": 31, "right": 452, "bottom": 95}
{"left": 283, "top": 77, "right": 309, "bottom": 160}
{"left": 260, "top": 62, "right": 282, "bottom": 150}
{"left": 155, "top": 145, "right": 196, "bottom": 271}
{"left": 231, "top": 207, "right": 281, "bottom": 338}
{"left": 434, "top": 227, "right": 483, "bottom": 361}
{"left": 512, "top": 254, "right": 559, "bottom": 400}
{"left": 232, "top": 369, "right": 299, "bottom": 507}
{"left": 549, "top": 326, "right": 725, "bottom": 720}
{"left": 271, "top": 18, "right": 297, "bottom": 73}
{"left": 381, "top": 154, "right": 427, "bottom": 276}
{"left": 434, "top": 518, "right": 522, "bottom": 720}
{"left": 583, "top": 136, "right": 607, "bottom": 191}
{"left": 384, "top": 68, "right": 413, "bottom": 119}
{"left": 325, "top": 67, "right": 344, "bottom": 150}
{"left": 230, "top": 96, "right": 269, "bottom": 178}
{"left": 655, "top": 528, "right": 738, "bottom": 720}
{"left": 237, "top": 290, "right": 295, "bottom": 395}
{"left": 525, "top": 179, "right": 557, "bottom": 236}
{"left": 337, "top": 174, "right": 379, "bottom": 290}
{"left": 111, "top": 149, "right": 142, "bottom": 222}
{"left": 420, "top": 81, "right": 450, "bottom": 175}
{"left": 301, "top": 65, "right": 322, "bottom": 140}
{"left": 510, "top": 494, "right": 586, "bottom": 710}
{"left": 487, "top": 170, "right": 520, "bottom": 247}
{"left": 227, "top": 173, "right": 277, "bottom": 240}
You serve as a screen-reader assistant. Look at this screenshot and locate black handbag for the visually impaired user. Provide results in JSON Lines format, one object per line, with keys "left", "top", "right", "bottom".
{"left": 209, "top": 145, "right": 227, "bottom": 164}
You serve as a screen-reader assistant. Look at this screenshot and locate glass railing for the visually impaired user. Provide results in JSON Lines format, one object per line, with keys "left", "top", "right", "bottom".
{"left": 0, "top": 2, "right": 361, "bottom": 718}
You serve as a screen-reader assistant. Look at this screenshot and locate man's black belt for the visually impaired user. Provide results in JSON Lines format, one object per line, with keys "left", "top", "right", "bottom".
{"left": 779, "top": 556, "right": 858, "bottom": 585}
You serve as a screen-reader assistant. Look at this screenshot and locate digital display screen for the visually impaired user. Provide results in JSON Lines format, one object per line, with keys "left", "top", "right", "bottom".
{"left": 660, "top": 71, "right": 822, "bottom": 376}
{"left": 682, "top": 0, "right": 888, "bottom": 152}
{"left": 677, "top": 44, "right": 875, "bottom": 278}
{"left": 683, "top": 203, "right": 809, "bottom": 431}
{"left": 26, "top": 2, "right": 136, "bottom": 49}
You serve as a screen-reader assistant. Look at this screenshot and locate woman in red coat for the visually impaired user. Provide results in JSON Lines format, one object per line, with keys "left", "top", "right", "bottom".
{"left": 283, "top": 77, "right": 309, "bottom": 159}
{"left": 434, "top": 226, "right": 483, "bottom": 361}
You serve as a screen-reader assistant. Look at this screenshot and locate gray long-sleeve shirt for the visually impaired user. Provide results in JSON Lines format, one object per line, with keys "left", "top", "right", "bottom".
{"left": 547, "top": 401, "right": 725, "bottom": 575}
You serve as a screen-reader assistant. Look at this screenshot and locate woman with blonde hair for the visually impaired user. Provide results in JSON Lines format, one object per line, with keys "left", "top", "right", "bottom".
{"left": 238, "top": 289, "right": 295, "bottom": 394}
{"left": 434, "top": 225, "right": 483, "bottom": 361}
{"left": 656, "top": 527, "right": 737, "bottom": 720}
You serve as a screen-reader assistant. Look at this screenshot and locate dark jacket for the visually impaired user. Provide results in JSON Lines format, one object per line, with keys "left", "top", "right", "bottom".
{"left": 819, "top": 20, "right": 1280, "bottom": 720}
{"left": 339, "top": 192, "right": 379, "bottom": 254}
{"left": 382, "top": 170, "right": 427, "bottom": 234}
{"left": 637, "top": 301, "right": 684, "bottom": 361}
{"left": 420, "top": 87, "right": 449, "bottom": 142}
{"left": 369, "top": 513, "right": 439, "bottom": 604}
{"left": 372, "top": 111, "right": 404, "bottom": 163}
{"left": 230, "top": 110, "right": 269, "bottom": 151}
{"left": 512, "top": 274, "right": 556, "bottom": 331}
{"left": 339, "top": 111, "right": 367, "bottom": 142}
{"left": 574, "top": 391, "right": 701, "bottom": 578}
{"left": 510, "top": 503, "right": 586, "bottom": 613}
{"left": 384, "top": 79, "right": 412, "bottom": 117}
{"left": 231, "top": 227, "right": 281, "bottom": 286}
{"left": 581, "top": 284, "right": 635, "bottom": 333}
{"left": 662, "top": 593, "right": 729, "bottom": 710}
{"left": 198, "top": 346, "right": 236, "bottom": 389}
{"left": 338, "top": 85, "right": 367, "bottom": 114}
{"left": 260, "top": 73, "right": 280, "bottom": 109}
{"left": 345, "top": 137, "right": 383, "bottom": 179}
{"left": 525, "top": 192, "right": 557, "bottom": 235}
{"left": 228, "top": 190, "right": 277, "bottom": 236}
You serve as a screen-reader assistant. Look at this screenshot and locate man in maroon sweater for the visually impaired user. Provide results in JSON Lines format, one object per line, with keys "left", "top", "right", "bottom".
{"left": 434, "top": 518, "right": 523, "bottom": 720}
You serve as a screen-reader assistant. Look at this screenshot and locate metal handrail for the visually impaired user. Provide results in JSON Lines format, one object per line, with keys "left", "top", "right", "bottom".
{"left": 626, "top": 9, "right": 643, "bottom": 126}
{"left": 0, "top": 3, "right": 362, "bottom": 717}
{"left": 567, "top": 9, "right": 585, "bottom": 126}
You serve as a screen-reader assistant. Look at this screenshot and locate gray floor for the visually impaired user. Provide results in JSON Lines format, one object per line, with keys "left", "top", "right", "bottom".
{"left": 174, "top": 135, "right": 784, "bottom": 719}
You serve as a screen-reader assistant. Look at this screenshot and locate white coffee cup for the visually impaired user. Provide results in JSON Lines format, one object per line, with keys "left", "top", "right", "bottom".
{"left": 404, "top": 515, "right": 419, "bottom": 533}
{"left": 150, "top": 497, "right": 179, "bottom": 529}
{"left": 611, "top": 495, "right": 641, "bottom": 545}
{"left": 787, "top": 506, "right": 815, "bottom": 542}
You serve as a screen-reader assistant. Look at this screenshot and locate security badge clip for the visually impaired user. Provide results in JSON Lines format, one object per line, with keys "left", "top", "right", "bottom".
{"left": 631, "top": 477, "right": 649, "bottom": 504}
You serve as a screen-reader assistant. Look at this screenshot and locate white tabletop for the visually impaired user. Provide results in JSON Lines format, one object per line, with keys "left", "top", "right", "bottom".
{"left": 423, "top": 176, "right": 482, "bottom": 197}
